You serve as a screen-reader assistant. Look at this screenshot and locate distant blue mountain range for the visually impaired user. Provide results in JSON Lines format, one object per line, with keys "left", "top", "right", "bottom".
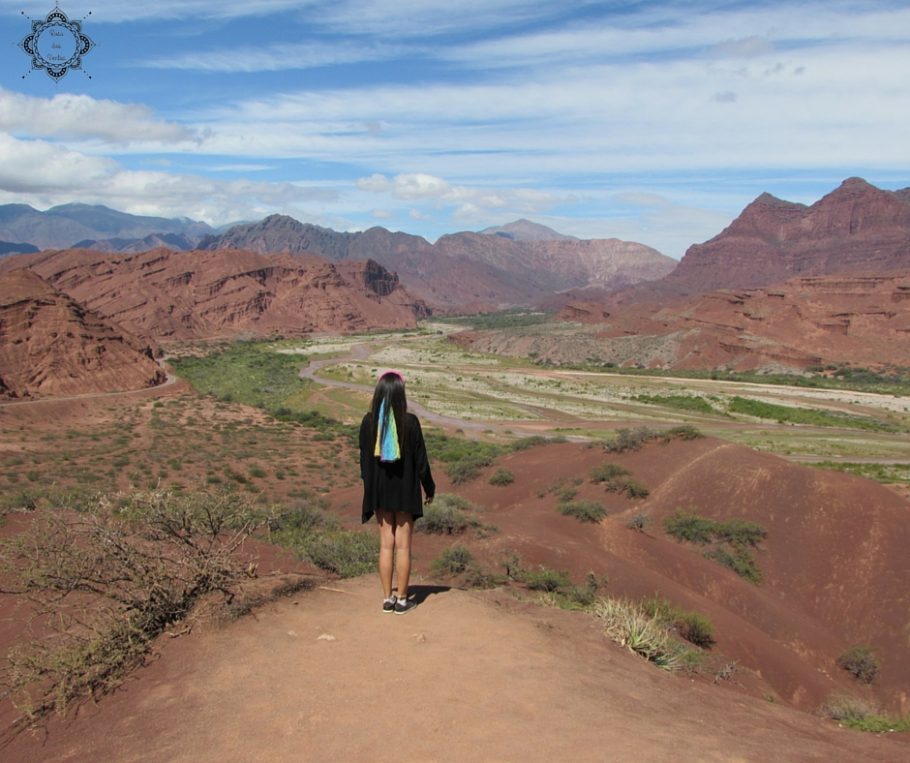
{"left": 0, "top": 203, "right": 214, "bottom": 251}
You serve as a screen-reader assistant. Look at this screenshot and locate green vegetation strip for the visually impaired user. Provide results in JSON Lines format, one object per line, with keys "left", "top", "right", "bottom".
{"left": 564, "top": 362, "right": 910, "bottom": 396}
{"left": 664, "top": 509, "right": 766, "bottom": 584}
{"left": 440, "top": 309, "right": 552, "bottom": 330}
{"left": 809, "top": 461, "right": 910, "bottom": 484}
{"left": 171, "top": 341, "right": 351, "bottom": 439}
{"left": 425, "top": 432, "right": 563, "bottom": 485}
{"left": 634, "top": 394, "right": 717, "bottom": 414}
{"left": 729, "top": 396, "right": 899, "bottom": 431}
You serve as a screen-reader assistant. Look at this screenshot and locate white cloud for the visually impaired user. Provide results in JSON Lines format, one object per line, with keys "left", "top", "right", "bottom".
{"left": 313, "top": 0, "right": 567, "bottom": 37}
{"left": 141, "top": 41, "right": 408, "bottom": 73}
{"left": 711, "top": 36, "right": 775, "bottom": 59}
{"left": 0, "top": 134, "right": 115, "bottom": 193}
{"left": 15, "top": 1, "right": 322, "bottom": 23}
{"left": 356, "top": 174, "right": 392, "bottom": 193}
{"left": 0, "top": 88, "right": 194, "bottom": 143}
{"left": 0, "top": 134, "right": 333, "bottom": 225}
{"left": 356, "top": 172, "right": 563, "bottom": 220}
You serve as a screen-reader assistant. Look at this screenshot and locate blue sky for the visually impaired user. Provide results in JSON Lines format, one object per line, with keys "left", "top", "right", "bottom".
{"left": 1, "top": 0, "right": 908, "bottom": 258}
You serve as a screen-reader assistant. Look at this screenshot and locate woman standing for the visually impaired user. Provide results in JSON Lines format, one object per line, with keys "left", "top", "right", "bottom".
{"left": 360, "top": 370, "right": 435, "bottom": 614}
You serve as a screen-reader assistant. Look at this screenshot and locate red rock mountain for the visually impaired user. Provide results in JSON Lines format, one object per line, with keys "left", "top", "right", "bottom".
{"left": 201, "top": 217, "right": 676, "bottom": 310}
{"left": 661, "top": 177, "right": 910, "bottom": 294}
{"left": 0, "top": 269, "right": 165, "bottom": 398}
{"left": 457, "top": 270, "right": 910, "bottom": 372}
{"left": 3, "top": 248, "right": 429, "bottom": 342}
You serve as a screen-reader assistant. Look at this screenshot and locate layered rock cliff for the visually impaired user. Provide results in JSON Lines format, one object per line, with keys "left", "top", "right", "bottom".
{"left": 0, "top": 269, "right": 165, "bottom": 398}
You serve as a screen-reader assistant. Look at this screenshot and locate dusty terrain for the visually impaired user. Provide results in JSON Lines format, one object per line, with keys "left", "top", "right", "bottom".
{"left": 3, "top": 575, "right": 907, "bottom": 763}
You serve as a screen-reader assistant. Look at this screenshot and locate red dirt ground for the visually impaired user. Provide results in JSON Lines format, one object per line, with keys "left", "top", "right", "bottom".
{"left": 3, "top": 576, "right": 908, "bottom": 763}
{"left": 2, "top": 385, "right": 909, "bottom": 760}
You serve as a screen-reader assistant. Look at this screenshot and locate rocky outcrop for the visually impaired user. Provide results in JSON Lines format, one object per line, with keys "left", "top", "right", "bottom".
{"left": 4, "top": 247, "right": 429, "bottom": 342}
{"left": 457, "top": 270, "right": 910, "bottom": 373}
{"left": 663, "top": 178, "right": 910, "bottom": 293}
{"left": 0, "top": 269, "right": 165, "bottom": 398}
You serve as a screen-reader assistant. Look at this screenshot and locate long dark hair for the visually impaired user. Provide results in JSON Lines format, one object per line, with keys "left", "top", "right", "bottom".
{"left": 369, "top": 372, "right": 408, "bottom": 453}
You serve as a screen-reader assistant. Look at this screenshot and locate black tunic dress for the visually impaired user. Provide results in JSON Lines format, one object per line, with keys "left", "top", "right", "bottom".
{"left": 359, "top": 411, "right": 435, "bottom": 523}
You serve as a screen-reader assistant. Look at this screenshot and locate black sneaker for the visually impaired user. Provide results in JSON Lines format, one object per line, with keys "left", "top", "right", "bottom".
{"left": 382, "top": 596, "right": 397, "bottom": 613}
{"left": 394, "top": 597, "right": 416, "bottom": 615}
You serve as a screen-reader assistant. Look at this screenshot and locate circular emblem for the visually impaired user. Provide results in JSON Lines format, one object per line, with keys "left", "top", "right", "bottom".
{"left": 19, "top": 6, "right": 95, "bottom": 81}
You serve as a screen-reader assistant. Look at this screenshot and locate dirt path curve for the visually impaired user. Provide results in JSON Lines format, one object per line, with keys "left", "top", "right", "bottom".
{"left": 0, "top": 357, "right": 179, "bottom": 409}
{"left": 299, "top": 343, "right": 493, "bottom": 433}
{"left": 14, "top": 576, "right": 906, "bottom": 763}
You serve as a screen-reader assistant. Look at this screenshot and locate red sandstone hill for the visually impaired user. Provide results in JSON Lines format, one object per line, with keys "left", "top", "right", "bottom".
{"left": 541, "top": 270, "right": 910, "bottom": 371}
{"left": 1, "top": 248, "right": 429, "bottom": 342}
{"left": 200, "top": 216, "right": 675, "bottom": 311}
{"left": 652, "top": 177, "right": 910, "bottom": 297}
{"left": 0, "top": 269, "right": 165, "bottom": 398}
{"left": 407, "top": 438, "right": 910, "bottom": 717}
{"left": 463, "top": 270, "right": 910, "bottom": 371}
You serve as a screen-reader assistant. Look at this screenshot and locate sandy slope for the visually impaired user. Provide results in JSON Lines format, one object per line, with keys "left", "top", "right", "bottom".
{"left": 6, "top": 576, "right": 907, "bottom": 763}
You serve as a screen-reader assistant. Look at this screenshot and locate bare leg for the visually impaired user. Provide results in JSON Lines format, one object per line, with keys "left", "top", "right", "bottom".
{"left": 376, "top": 510, "right": 396, "bottom": 599}
{"left": 393, "top": 512, "right": 414, "bottom": 599}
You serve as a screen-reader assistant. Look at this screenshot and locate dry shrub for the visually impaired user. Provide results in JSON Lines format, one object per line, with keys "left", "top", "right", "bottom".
{"left": 0, "top": 489, "right": 259, "bottom": 732}
{"left": 836, "top": 645, "right": 880, "bottom": 684}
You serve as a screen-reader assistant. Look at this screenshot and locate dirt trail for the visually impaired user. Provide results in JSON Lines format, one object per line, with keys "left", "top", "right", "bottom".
{"left": 11, "top": 576, "right": 906, "bottom": 763}
{"left": 299, "top": 343, "right": 492, "bottom": 433}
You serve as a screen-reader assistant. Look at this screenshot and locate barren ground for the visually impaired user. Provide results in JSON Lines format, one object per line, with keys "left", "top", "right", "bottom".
{"left": 4, "top": 576, "right": 908, "bottom": 763}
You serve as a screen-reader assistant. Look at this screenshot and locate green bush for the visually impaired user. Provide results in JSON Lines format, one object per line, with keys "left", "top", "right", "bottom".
{"left": 447, "top": 455, "right": 495, "bottom": 485}
{"left": 590, "top": 463, "right": 629, "bottom": 482}
{"left": 605, "top": 476, "right": 649, "bottom": 499}
{"left": 463, "top": 563, "right": 500, "bottom": 589}
{"left": 641, "top": 596, "right": 715, "bottom": 648}
{"left": 837, "top": 645, "right": 880, "bottom": 684}
{"left": 489, "top": 468, "right": 515, "bottom": 486}
{"left": 705, "top": 546, "right": 763, "bottom": 584}
{"left": 665, "top": 509, "right": 766, "bottom": 584}
{"left": 662, "top": 425, "right": 704, "bottom": 441}
{"left": 675, "top": 612, "right": 716, "bottom": 648}
{"left": 822, "top": 695, "right": 910, "bottom": 732}
{"left": 522, "top": 566, "right": 571, "bottom": 592}
{"left": 431, "top": 545, "right": 474, "bottom": 576}
{"left": 604, "top": 427, "right": 659, "bottom": 453}
{"left": 713, "top": 518, "right": 767, "bottom": 547}
{"left": 664, "top": 510, "right": 717, "bottom": 544}
{"left": 417, "top": 494, "right": 476, "bottom": 535}
{"left": 557, "top": 500, "right": 607, "bottom": 523}
{"left": 302, "top": 530, "right": 377, "bottom": 577}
